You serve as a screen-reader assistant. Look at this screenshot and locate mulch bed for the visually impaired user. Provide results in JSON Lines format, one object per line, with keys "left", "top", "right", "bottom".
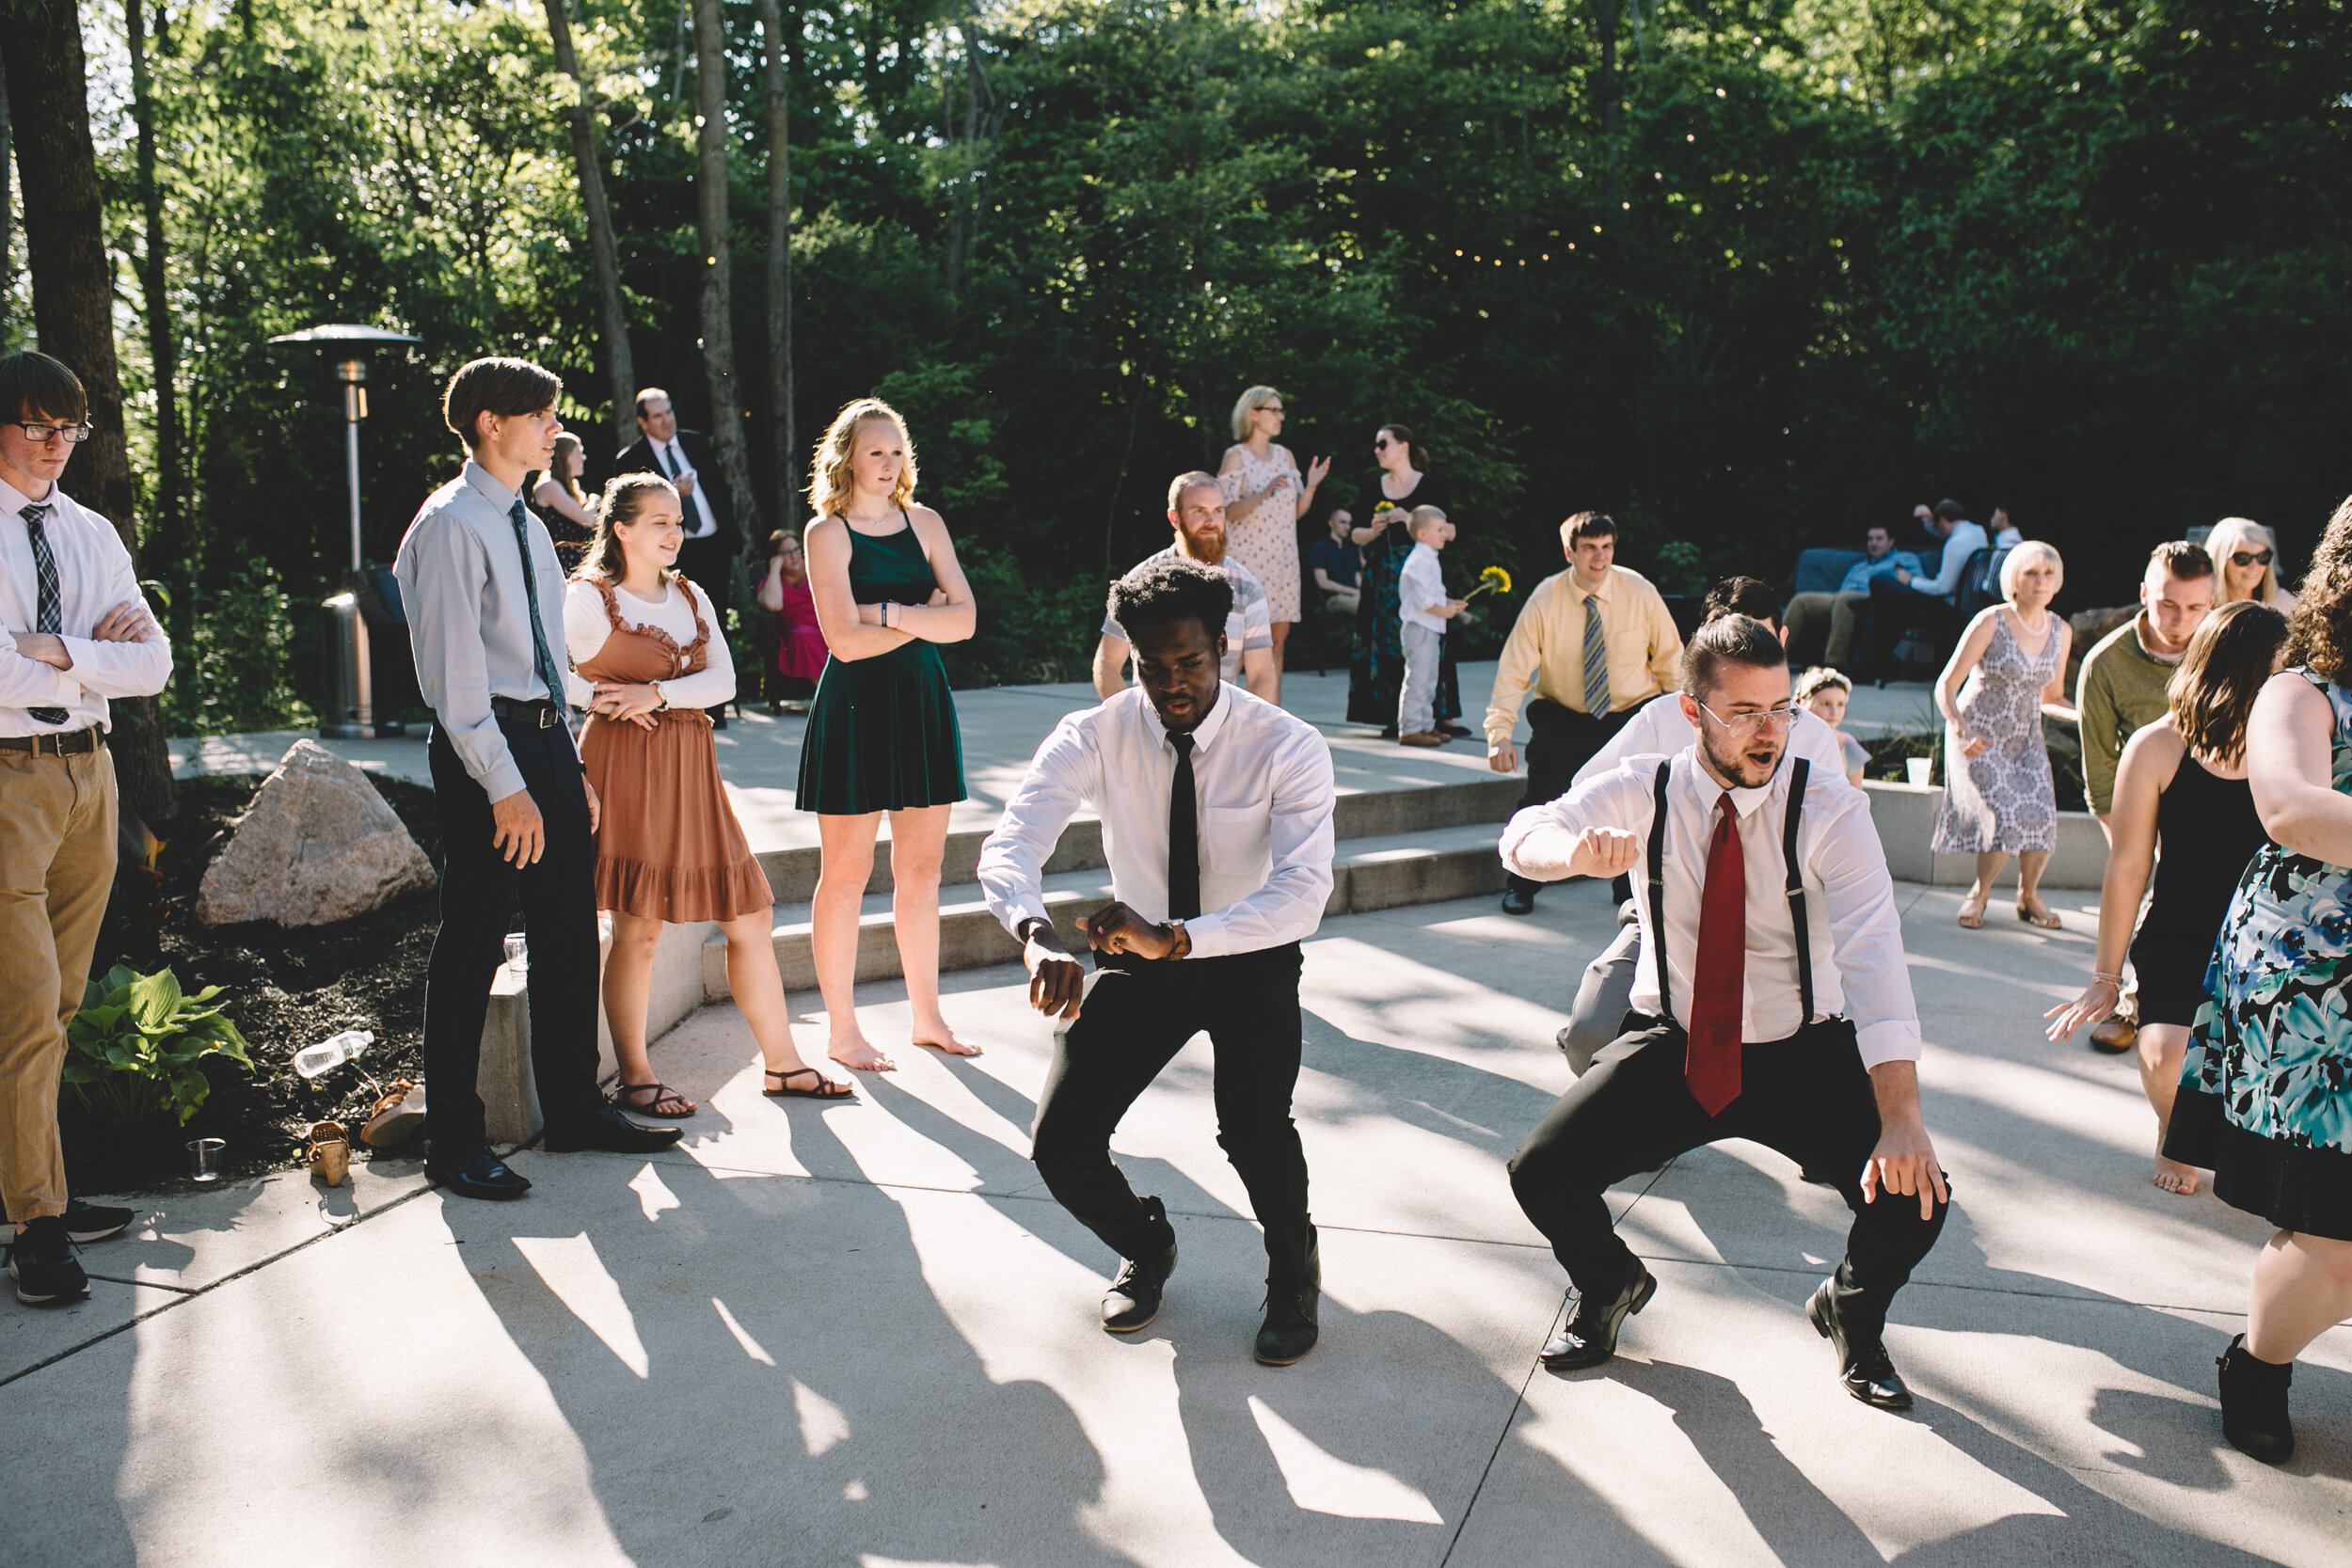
{"left": 68, "top": 773, "right": 451, "bottom": 1196}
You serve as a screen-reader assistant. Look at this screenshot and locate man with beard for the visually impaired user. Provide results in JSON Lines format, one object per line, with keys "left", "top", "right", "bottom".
{"left": 983, "top": 556, "right": 1336, "bottom": 1363}
{"left": 1094, "top": 472, "right": 1279, "bottom": 704}
{"left": 1499, "top": 614, "right": 1949, "bottom": 1410}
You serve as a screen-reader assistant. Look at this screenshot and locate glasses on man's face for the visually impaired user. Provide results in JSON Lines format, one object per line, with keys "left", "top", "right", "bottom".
{"left": 1697, "top": 701, "right": 1800, "bottom": 736}
{"left": 15, "top": 420, "right": 93, "bottom": 446}
{"left": 2231, "top": 549, "right": 2273, "bottom": 568}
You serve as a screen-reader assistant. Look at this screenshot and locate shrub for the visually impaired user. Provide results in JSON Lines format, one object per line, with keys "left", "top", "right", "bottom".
{"left": 155, "top": 560, "right": 318, "bottom": 737}
{"left": 61, "top": 966, "right": 255, "bottom": 1130}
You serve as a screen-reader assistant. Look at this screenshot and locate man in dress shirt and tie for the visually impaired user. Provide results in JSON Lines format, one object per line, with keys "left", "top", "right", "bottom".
{"left": 395, "top": 357, "right": 680, "bottom": 1202}
{"left": 615, "top": 388, "right": 741, "bottom": 725}
{"left": 0, "top": 351, "right": 171, "bottom": 1305}
{"left": 980, "top": 556, "right": 1337, "bottom": 1364}
{"left": 1501, "top": 613, "right": 1948, "bottom": 1410}
{"left": 1485, "top": 511, "right": 1683, "bottom": 915}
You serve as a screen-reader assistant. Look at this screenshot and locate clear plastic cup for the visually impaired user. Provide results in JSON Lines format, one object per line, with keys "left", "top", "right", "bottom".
{"left": 1905, "top": 757, "right": 1933, "bottom": 787}
{"left": 504, "top": 933, "right": 529, "bottom": 975}
{"left": 186, "top": 1138, "right": 225, "bottom": 1182}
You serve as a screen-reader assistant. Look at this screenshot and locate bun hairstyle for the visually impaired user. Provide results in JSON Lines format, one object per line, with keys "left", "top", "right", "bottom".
{"left": 576, "top": 471, "right": 681, "bottom": 583}
{"left": 1681, "top": 613, "right": 1788, "bottom": 700}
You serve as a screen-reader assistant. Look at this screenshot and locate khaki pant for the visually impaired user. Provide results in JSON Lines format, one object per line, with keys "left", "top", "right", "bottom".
{"left": 1784, "top": 590, "right": 1872, "bottom": 670}
{"left": 0, "top": 743, "right": 117, "bottom": 1223}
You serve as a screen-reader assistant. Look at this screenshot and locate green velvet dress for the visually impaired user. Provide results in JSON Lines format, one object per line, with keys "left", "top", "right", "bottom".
{"left": 795, "top": 518, "right": 968, "bottom": 815}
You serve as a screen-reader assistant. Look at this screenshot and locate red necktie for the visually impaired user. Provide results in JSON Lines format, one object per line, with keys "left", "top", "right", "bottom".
{"left": 1685, "top": 797, "right": 1746, "bottom": 1115}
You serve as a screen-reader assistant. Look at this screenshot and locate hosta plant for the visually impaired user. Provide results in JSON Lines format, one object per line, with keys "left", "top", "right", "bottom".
{"left": 61, "top": 966, "right": 254, "bottom": 1129}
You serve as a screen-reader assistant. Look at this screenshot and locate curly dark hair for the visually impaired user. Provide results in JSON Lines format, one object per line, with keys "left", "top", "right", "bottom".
{"left": 1108, "top": 555, "right": 1232, "bottom": 642}
{"left": 2286, "top": 495, "right": 2352, "bottom": 680}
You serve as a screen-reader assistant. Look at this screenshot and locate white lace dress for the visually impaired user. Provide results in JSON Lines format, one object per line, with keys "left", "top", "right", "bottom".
{"left": 1219, "top": 443, "right": 1303, "bottom": 623}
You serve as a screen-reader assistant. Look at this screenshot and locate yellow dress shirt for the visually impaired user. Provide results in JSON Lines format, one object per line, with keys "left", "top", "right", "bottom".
{"left": 1483, "top": 565, "right": 1683, "bottom": 748}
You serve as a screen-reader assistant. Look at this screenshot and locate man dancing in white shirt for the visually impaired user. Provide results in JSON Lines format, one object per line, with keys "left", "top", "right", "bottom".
{"left": 1502, "top": 614, "right": 1949, "bottom": 1409}
{"left": 979, "top": 557, "right": 1336, "bottom": 1364}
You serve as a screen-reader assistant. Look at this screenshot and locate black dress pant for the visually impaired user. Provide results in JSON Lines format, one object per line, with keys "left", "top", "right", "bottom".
{"left": 422, "top": 718, "right": 605, "bottom": 1153}
{"left": 1030, "top": 942, "right": 1314, "bottom": 1286}
{"left": 1508, "top": 1015, "right": 1948, "bottom": 1342}
{"left": 1856, "top": 577, "right": 1956, "bottom": 684}
{"left": 1506, "top": 698, "right": 1638, "bottom": 903}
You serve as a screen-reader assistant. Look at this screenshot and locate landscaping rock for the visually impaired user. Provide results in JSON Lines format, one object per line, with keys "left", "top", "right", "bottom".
{"left": 196, "top": 741, "right": 437, "bottom": 927}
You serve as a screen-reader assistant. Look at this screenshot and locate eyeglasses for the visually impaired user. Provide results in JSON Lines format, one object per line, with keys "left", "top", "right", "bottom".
{"left": 14, "top": 421, "right": 93, "bottom": 445}
{"left": 1258, "top": 404, "right": 1284, "bottom": 416}
{"left": 1696, "top": 700, "right": 1800, "bottom": 736}
{"left": 2230, "top": 549, "right": 2273, "bottom": 568}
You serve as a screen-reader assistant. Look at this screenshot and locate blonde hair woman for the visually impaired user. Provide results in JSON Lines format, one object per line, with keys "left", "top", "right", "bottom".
{"left": 798, "top": 399, "right": 979, "bottom": 1069}
{"left": 1216, "top": 385, "right": 1329, "bottom": 699}
{"left": 2206, "top": 517, "right": 2296, "bottom": 613}
{"left": 564, "top": 474, "right": 850, "bottom": 1112}
{"left": 1931, "top": 540, "right": 2076, "bottom": 928}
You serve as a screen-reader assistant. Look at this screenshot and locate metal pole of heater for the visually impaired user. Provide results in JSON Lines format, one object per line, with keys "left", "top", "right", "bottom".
{"left": 321, "top": 357, "right": 374, "bottom": 737}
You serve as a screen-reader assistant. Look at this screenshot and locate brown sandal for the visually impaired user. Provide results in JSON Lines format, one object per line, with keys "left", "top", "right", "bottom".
{"left": 764, "top": 1067, "right": 855, "bottom": 1101}
{"left": 307, "top": 1120, "right": 351, "bottom": 1187}
{"left": 612, "top": 1081, "right": 698, "bottom": 1117}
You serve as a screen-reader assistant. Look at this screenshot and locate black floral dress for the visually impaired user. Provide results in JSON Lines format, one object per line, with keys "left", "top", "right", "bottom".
{"left": 1347, "top": 470, "right": 1459, "bottom": 728}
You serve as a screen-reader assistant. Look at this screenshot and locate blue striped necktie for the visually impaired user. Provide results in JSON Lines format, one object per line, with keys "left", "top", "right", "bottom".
{"left": 508, "top": 496, "right": 569, "bottom": 706}
{"left": 1581, "top": 592, "right": 1610, "bottom": 718}
{"left": 24, "top": 502, "right": 68, "bottom": 724}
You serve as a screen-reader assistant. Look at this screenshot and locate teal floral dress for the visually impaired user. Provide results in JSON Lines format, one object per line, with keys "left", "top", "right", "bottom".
{"left": 2166, "top": 667, "right": 2352, "bottom": 1239}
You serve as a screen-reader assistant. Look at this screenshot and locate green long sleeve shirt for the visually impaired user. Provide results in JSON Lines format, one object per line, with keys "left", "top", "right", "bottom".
{"left": 2075, "top": 613, "right": 2180, "bottom": 816}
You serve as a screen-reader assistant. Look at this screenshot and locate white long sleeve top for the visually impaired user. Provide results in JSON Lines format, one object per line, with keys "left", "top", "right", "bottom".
{"left": 977, "top": 683, "right": 1336, "bottom": 958}
{"left": 0, "top": 477, "right": 172, "bottom": 736}
{"left": 562, "top": 576, "right": 737, "bottom": 712}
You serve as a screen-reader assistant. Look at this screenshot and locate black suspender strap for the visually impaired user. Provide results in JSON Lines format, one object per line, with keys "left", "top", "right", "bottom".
{"left": 1783, "top": 757, "right": 1813, "bottom": 1024}
{"left": 1647, "top": 759, "right": 1674, "bottom": 1022}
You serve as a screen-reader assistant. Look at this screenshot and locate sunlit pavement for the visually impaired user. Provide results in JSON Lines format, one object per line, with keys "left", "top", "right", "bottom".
{"left": 6, "top": 879, "right": 2346, "bottom": 1567}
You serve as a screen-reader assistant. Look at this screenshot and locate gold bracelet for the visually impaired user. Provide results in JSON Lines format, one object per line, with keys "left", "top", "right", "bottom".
{"left": 2091, "top": 970, "right": 2124, "bottom": 984}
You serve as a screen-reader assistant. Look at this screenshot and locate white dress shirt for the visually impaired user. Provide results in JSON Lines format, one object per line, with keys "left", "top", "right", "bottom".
{"left": 1573, "top": 691, "right": 1853, "bottom": 790}
{"left": 1502, "top": 748, "right": 1921, "bottom": 1068}
{"left": 563, "top": 578, "right": 736, "bottom": 711}
{"left": 655, "top": 438, "right": 718, "bottom": 538}
{"left": 0, "top": 477, "right": 172, "bottom": 736}
{"left": 1910, "top": 520, "right": 1988, "bottom": 603}
{"left": 1398, "top": 541, "right": 1449, "bottom": 634}
{"left": 978, "top": 683, "right": 1336, "bottom": 958}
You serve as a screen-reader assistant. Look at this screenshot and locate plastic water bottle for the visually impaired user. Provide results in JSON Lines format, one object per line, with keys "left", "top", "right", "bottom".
{"left": 294, "top": 1030, "right": 375, "bottom": 1080}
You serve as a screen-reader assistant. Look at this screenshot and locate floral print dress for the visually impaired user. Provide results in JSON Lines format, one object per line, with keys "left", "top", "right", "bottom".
{"left": 2168, "top": 667, "right": 2352, "bottom": 1239}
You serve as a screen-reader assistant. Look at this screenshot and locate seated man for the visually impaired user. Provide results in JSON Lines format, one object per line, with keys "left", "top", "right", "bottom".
{"left": 1784, "top": 524, "right": 1919, "bottom": 671}
{"left": 1853, "top": 499, "right": 1987, "bottom": 684}
{"left": 1309, "top": 509, "right": 1359, "bottom": 617}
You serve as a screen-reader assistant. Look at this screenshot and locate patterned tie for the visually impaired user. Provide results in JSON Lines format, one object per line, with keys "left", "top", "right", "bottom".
{"left": 1581, "top": 592, "right": 1610, "bottom": 718}
{"left": 508, "top": 496, "right": 569, "bottom": 708}
{"left": 1685, "top": 797, "right": 1746, "bottom": 1115}
{"left": 1167, "top": 732, "right": 1200, "bottom": 922}
{"left": 23, "top": 503, "right": 68, "bottom": 724}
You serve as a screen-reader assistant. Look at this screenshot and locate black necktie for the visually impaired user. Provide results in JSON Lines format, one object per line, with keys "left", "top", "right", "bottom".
{"left": 1167, "top": 731, "right": 1200, "bottom": 921}
{"left": 508, "top": 496, "right": 570, "bottom": 707}
{"left": 24, "top": 503, "right": 67, "bottom": 724}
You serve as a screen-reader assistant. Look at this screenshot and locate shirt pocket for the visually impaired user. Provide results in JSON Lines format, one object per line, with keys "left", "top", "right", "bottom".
{"left": 1200, "top": 805, "right": 1272, "bottom": 879}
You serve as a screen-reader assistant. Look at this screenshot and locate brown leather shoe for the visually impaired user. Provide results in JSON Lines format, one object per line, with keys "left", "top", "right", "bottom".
{"left": 308, "top": 1121, "right": 350, "bottom": 1188}
{"left": 2089, "top": 1012, "right": 2137, "bottom": 1053}
{"left": 1399, "top": 731, "right": 1447, "bottom": 747}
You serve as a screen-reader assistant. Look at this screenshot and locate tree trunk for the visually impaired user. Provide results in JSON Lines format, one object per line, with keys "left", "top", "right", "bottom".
{"left": 0, "top": 66, "right": 12, "bottom": 348}
{"left": 1598, "top": 0, "right": 1620, "bottom": 201}
{"left": 690, "top": 0, "right": 761, "bottom": 565}
{"left": 543, "top": 0, "right": 637, "bottom": 449}
{"left": 0, "top": 0, "right": 173, "bottom": 821}
{"left": 757, "top": 0, "right": 796, "bottom": 528}
{"left": 126, "top": 0, "right": 180, "bottom": 565}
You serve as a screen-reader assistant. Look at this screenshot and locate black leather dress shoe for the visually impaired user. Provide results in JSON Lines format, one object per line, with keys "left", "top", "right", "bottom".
{"left": 543, "top": 1104, "right": 685, "bottom": 1154}
{"left": 1254, "top": 1234, "right": 1322, "bottom": 1366}
{"left": 425, "top": 1147, "right": 532, "bottom": 1201}
{"left": 1541, "top": 1263, "right": 1657, "bottom": 1370}
{"left": 1806, "top": 1279, "right": 1913, "bottom": 1410}
{"left": 1104, "top": 1196, "right": 1179, "bottom": 1333}
{"left": 1500, "top": 885, "right": 1536, "bottom": 916}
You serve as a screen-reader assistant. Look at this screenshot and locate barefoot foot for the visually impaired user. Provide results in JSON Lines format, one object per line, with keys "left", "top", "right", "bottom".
{"left": 829, "top": 1038, "right": 897, "bottom": 1072}
{"left": 2153, "top": 1156, "right": 2201, "bottom": 1195}
{"left": 914, "top": 1022, "right": 981, "bottom": 1057}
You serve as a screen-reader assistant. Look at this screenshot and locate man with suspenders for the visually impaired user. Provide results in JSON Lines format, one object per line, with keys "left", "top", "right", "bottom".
{"left": 1499, "top": 614, "right": 1950, "bottom": 1410}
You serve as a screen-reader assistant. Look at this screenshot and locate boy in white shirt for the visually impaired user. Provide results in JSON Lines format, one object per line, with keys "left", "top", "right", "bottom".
{"left": 1397, "top": 505, "right": 1467, "bottom": 747}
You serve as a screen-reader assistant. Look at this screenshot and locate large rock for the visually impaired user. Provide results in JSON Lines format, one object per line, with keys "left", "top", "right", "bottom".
{"left": 196, "top": 740, "right": 437, "bottom": 927}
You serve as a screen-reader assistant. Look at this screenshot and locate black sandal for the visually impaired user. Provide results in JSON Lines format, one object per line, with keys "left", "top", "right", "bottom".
{"left": 612, "top": 1081, "right": 698, "bottom": 1117}
{"left": 765, "top": 1067, "right": 855, "bottom": 1100}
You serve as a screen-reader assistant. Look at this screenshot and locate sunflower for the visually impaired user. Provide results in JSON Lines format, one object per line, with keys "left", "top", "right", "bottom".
{"left": 1464, "top": 564, "right": 1513, "bottom": 600}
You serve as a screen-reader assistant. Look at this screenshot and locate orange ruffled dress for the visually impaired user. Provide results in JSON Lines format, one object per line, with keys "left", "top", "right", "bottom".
{"left": 574, "top": 575, "right": 773, "bottom": 923}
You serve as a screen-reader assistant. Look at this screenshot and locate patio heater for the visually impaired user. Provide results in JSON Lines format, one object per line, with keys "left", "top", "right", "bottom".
{"left": 268, "top": 325, "right": 421, "bottom": 738}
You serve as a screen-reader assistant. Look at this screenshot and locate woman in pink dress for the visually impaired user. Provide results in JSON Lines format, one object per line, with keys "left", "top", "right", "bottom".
{"left": 759, "top": 528, "right": 830, "bottom": 712}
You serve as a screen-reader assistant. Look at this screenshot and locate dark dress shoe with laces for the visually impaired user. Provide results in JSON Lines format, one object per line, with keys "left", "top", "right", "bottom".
{"left": 1255, "top": 1234, "right": 1322, "bottom": 1366}
{"left": 1806, "top": 1279, "right": 1913, "bottom": 1410}
{"left": 1103, "top": 1196, "right": 1180, "bottom": 1333}
{"left": 1541, "top": 1262, "right": 1657, "bottom": 1370}
{"left": 544, "top": 1104, "right": 685, "bottom": 1154}
{"left": 2217, "top": 1334, "right": 2296, "bottom": 1462}
{"left": 1500, "top": 884, "right": 1536, "bottom": 916}
{"left": 424, "top": 1147, "right": 532, "bottom": 1201}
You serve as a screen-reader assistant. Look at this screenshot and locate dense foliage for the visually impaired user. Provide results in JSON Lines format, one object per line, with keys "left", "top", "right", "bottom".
{"left": 54, "top": 0, "right": 2352, "bottom": 720}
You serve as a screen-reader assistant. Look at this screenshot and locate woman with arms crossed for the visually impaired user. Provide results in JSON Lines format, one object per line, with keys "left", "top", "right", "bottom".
{"left": 799, "top": 399, "right": 978, "bottom": 1069}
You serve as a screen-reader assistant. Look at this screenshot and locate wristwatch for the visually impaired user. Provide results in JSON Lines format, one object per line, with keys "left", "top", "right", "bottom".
{"left": 1165, "top": 918, "right": 1192, "bottom": 960}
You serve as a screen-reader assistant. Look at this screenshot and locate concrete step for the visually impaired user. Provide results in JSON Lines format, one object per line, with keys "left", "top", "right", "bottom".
{"left": 745, "top": 772, "right": 1521, "bottom": 901}
{"left": 709, "top": 821, "right": 1510, "bottom": 995}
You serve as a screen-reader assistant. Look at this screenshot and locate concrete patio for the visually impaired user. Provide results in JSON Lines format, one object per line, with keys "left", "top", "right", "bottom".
{"left": 6, "top": 875, "right": 2346, "bottom": 1566}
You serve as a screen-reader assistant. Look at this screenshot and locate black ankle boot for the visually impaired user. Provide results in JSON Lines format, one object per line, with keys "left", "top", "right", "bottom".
{"left": 1255, "top": 1229, "right": 1321, "bottom": 1366}
{"left": 2217, "top": 1334, "right": 2295, "bottom": 1463}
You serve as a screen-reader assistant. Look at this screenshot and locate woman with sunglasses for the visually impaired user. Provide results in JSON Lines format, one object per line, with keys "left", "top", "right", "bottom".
{"left": 1345, "top": 423, "right": 1460, "bottom": 736}
{"left": 2206, "top": 516, "right": 2297, "bottom": 613}
{"left": 1216, "top": 387, "right": 1329, "bottom": 702}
